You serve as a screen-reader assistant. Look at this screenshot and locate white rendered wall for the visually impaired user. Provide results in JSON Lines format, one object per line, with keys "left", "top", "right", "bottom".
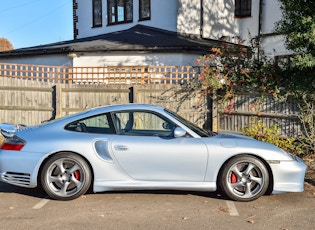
{"left": 0, "top": 55, "right": 73, "bottom": 66}
{"left": 261, "top": 35, "right": 294, "bottom": 57}
{"left": 76, "top": 0, "right": 178, "bottom": 39}
{"left": 177, "top": 0, "right": 201, "bottom": 35}
{"left": 201, "top": 0, "right": 290, "bottom": 58}
{"left": 200, "top": 0, "right": 260, "bottom": 44}
{"left": 261, "top": 0, "right": 282, "bottom": 34}
{"left": 201, "top": 0, "right": 240, "bottom": 41}
{"left": 72, "top": 52, "right": 200, "bottom": 67}
{"left": 0, "top": 52, "right": 200, "bottom": 70}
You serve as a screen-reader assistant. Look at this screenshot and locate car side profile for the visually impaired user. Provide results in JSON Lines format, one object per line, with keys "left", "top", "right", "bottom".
{"left": 0, "top": 104, "right": 307, "bottom": 201}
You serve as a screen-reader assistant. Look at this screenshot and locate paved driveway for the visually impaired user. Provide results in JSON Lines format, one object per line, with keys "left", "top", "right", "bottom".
{"left": 0, "top": 181, "right": 314, "bottom": 230}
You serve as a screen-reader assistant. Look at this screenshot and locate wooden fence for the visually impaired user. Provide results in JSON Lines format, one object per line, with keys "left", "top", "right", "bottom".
{"left": 0, "top": 77, "right": 207, "bottom": 127}
{"left": 214, "top": 93, "right": 302, "bottom": 137}
{"left": 0, "top": 63, "right": 302, "bottom": 137}
{"left": 0, "top": 63, "right": 200, "bottom": 85}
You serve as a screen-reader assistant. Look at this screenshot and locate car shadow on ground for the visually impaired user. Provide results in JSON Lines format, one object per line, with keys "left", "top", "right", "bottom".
{"left": 0, "top": 181, "right": 227, "bottom": 201}
{"left": 305, "top": 178, "right": 315, "bottom": 186}
{"left": 4, "top": 181, "right": 312, "bottom": 201}
{"left": 0, "top": 182, "right": 48, "bottom": 199}
{"left": 96, "top": 190, "right": 224, "bottom": 200}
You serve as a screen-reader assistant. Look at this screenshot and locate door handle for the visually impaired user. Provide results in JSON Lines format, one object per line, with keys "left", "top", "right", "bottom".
{"left": 114, "top": 145, "right": 128, "bottom": 151}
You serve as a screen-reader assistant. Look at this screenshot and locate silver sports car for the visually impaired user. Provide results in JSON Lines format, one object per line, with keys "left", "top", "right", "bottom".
{"left": 0, "top": 104, "right": 306, "bottom": 201}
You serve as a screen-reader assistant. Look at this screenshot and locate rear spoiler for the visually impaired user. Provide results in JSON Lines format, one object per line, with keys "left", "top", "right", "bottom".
{"left": 0, "top": 123, "right": 27, "bottom": 138}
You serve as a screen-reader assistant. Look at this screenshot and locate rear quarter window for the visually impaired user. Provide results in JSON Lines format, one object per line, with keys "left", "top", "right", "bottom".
{"left": 65, "top": 113, "right": 115, "bottom": 134}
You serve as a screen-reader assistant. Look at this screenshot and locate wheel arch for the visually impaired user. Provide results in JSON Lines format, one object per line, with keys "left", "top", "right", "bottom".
{"left": 37, "top": 151, "right": 95, "bottom": 191}
{"left": 216, "top": 153, "right": 274, "bottom": 195}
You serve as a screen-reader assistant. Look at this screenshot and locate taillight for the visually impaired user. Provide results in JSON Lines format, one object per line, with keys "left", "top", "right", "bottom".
{"left": 0, "top": 136, "right": 25, "bottom": 151}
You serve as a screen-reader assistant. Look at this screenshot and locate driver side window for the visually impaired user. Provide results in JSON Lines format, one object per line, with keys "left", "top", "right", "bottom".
{"left": 113, "top": 111, "right": 175, "bottom": 136}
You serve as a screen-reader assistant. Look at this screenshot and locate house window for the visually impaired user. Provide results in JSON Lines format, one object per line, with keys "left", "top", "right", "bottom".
{"left": 93, "top": 0, "right": 102, "bottom": 27}
{"left": 275, "top": 55, "right": 293, "bottom": 68}
{"left": 235, "top": 0, "right": 251, "bottom": 18}
{"left": 139, "top": 0, "right": 150, "bottom": 21}
{"left": 107, "top": 0, "right": 133, "bottom": 25}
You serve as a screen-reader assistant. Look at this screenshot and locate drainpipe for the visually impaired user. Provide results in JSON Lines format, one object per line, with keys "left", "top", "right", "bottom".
{"left": 73, "top": 0, "right": 78, "bottom": 40}
{"left": 257, "top": 0, "right": 263, "bottom": 59}
{"left": 258, "top": 0, "right": 263, "bottom": 38}
{"left": 200, "top": 0, "right": 204, "bottom": 38}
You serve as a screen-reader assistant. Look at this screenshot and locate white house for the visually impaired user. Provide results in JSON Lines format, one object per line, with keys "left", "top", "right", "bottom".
{"left": 198, "top": 0, "right": 291, "bottom": 57}
{"left": 0, "top": 0, "right": 292, "bottom": 66}
{"left": 74, "top": 0, "right": 292, "bottom": 57}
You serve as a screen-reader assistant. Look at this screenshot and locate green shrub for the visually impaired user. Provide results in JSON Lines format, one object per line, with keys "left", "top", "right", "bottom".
{"left": 242, "top": 118, "right": 303, "bottom": 155}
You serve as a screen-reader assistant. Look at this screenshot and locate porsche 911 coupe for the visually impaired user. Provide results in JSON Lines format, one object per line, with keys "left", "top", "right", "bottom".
{"left": 0, "top": 104, "right": 306, "bottom": 201}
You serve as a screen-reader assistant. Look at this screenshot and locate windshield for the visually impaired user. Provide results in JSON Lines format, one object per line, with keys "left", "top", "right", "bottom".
{"left": 164, "top": 109, "right": 211, "bottom": 137}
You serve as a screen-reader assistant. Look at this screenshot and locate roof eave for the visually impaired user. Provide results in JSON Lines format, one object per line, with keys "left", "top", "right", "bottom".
{"left": 0, "top": 46, "right": 211, "bottom": 57}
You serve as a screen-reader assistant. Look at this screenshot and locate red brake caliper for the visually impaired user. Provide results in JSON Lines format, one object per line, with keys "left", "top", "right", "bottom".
{"left": 74, "top": 171, "right": 81, "bottom": 180}
{"left": 231, "top": 172, "right": 237, "bottom": 183}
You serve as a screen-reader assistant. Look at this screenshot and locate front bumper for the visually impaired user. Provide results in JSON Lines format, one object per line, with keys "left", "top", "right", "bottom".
{"left": 270, "top": 156, "right": 307, "bottom": 194}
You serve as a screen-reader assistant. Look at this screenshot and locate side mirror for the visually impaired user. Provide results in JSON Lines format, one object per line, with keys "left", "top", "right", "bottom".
{"left": 174, "top": 127, "right": 187, "bottom": 138}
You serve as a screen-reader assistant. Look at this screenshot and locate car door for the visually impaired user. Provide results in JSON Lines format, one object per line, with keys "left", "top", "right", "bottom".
{"left": 110, "top": 110, "right": 208, "bottom": 181}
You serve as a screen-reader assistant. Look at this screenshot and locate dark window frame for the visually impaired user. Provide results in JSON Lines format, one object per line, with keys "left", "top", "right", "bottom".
{"left": 235, "top": 0, "right": 251, "bottom": 18}
{"left": 275, "top": 55, "right": 293, "bottom": 68}
{"left": 107, "top": 0, "right": 133, "bottom": 25}
{"left": 65, "top": 113, "right": 116, "bottom": 134}
{"left": 92, "top": 0, "right": 103, "bottom": 27}
{"left": 112, "top": 110, "right": 176, "bottom": 137}
{"left": 139, "top": 0, "right": 150, "bottom": 21}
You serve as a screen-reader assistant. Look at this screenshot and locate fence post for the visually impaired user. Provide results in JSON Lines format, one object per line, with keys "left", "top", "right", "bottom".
{"left": 129, "top": 87, "right": 134, "bottom": 103}
{"left": 55, "top": 83, "right": 62, "bottom": 118}
{"left": 129, "top": 86, "right": 138, "bottom": 103}
{"left": 212, "top": 93, "right": 218, "bottom": 132}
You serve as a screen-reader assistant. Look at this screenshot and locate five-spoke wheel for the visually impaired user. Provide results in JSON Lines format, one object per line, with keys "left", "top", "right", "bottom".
{"left": 218, "top": 155, "right": 269, "bottom": 202}
{"left": 41, "top": 152, "right": 92, "bottom": 201}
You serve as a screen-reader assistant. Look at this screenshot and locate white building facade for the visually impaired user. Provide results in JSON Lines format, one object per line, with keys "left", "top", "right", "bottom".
{"left": 74, "top": 0, "right": 178, "bottom": 38}
{"left": 0, "top": 0, "right": 291, "bottom": 66}
{"left": 75, "top": 0, "right": 291, "bottom": 56}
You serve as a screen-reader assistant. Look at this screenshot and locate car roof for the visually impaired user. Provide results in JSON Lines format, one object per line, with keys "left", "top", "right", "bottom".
{"left": 43, "top": 104, "right": 166, "bottom": 126}
{"left": 88, "top": 103, "right": 165, "bottom": 114}
{"left": 97, "top": 103, "right": 164, "bottom": 110}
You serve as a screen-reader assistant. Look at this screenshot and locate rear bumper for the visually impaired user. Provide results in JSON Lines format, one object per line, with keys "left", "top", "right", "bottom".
{"left": 270, "top": 156, "right": 307, "bottom": 194}
{"left": 0, "top": 150, "right": 44, "bottom": 188}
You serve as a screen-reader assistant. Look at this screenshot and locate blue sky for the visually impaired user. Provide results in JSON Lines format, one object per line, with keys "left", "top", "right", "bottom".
{"left": 0, "top": 0, "right": 73, "bottom": 49}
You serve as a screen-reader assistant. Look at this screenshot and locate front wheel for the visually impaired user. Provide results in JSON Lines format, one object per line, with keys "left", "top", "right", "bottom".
{"left": 218, "top": 155, "right": 269, "bottom": 202}
{"left": 41, "top": 152, "right": 92, "bottom": 201}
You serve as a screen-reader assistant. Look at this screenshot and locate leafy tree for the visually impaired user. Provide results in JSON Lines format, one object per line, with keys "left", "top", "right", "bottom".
{"left": 275, "top": 0, "right": 315, "bottom": 154}
{"left": 172, "top": 38, "right": 314, "bottom": 154}
{"left": 0, "top": 37, "right": 14, "bottom": 51}
{"left": 275, "top": 0, "right": 315, "bottom": 69}
{"left": 170, "top": 1, "right": 315, "bottom": 154}
{"left": 191, "top": 41, "right": 282, "bottom": 114}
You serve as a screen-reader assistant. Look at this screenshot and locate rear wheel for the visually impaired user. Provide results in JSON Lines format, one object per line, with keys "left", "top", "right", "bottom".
{"left": 41, "top": 152, "right": 92, "bottom": 201}
{"left": 218, "top": 155, "right": 269, "bottom": 202}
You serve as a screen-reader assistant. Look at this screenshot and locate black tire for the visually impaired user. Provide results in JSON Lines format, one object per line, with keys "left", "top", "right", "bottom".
{"left": 218, "top": 155, "right": 269, "bottom": 202}
{"left": 41, "top": 152, "right": 92, "bottom": 201}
